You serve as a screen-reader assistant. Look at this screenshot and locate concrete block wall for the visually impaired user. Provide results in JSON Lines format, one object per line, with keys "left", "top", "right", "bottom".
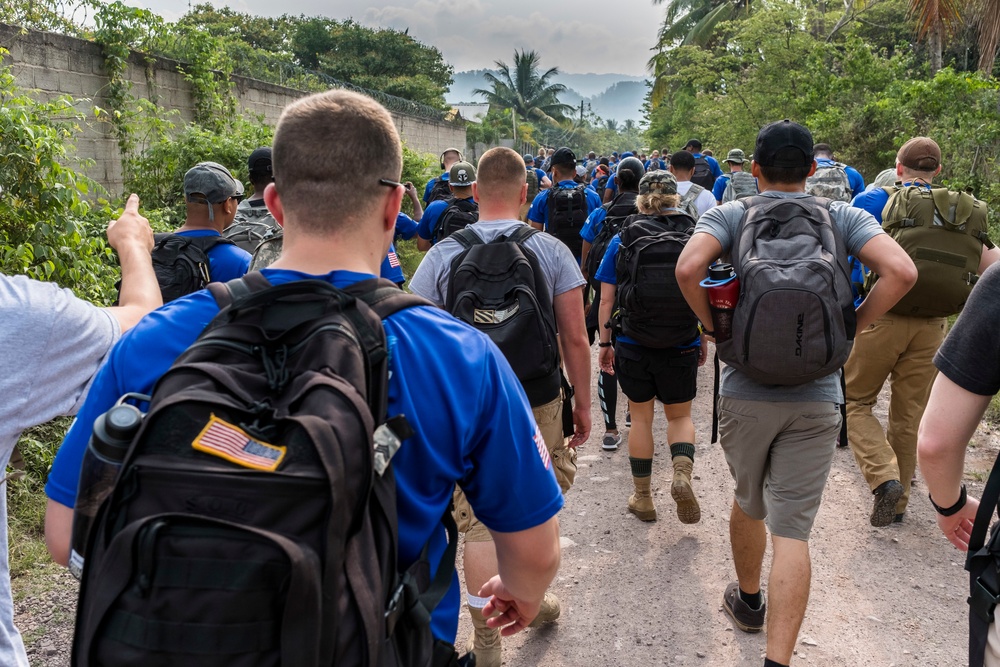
{"left": 1, "top": 22, "right": 466, "bottom": 196}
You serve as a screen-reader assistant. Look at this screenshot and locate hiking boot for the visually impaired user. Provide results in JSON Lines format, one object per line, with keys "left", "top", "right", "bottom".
{"left": 670, "top": 455, "right": 701, "bottom": 524}
{"left": 602, "top": 432, "right": 622, "bottom": 451}
{"left": 870, "top": 479, "right": 904, "bottom": 527}
{"left": 528, "top": 592, "right": 561, "bottom": 628}
{"left": 722, "top": 582, "right": 765, "bottom": 633}
{"left": 628, "top": 475, "right": 657, "bottom": 521}
{"left": 466, "top": 606, "right": 501, "bottom": 667}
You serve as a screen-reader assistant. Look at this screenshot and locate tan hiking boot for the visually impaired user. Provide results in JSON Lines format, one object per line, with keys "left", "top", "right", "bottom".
{"left": 628, "top": 475, "right": 657, "bottom": 521}
{"left": 465, "top": 606, "right": 501, "bottom": 667}
{"left": 528, "top": 592, "right": 561, "bottom": 628}
{"left": 671, "top": 455, "right": 701, "bottom": 524}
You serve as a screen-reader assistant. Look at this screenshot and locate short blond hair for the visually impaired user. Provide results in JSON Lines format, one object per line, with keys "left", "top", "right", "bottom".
{"left": 476, "top": 147, "right": 525, "bottom": 204}
{"left": 637, "top": 193, "right": 681, "bottom": 214}
{"left": 272, "top": 90, "right": 401, "bottom": 234}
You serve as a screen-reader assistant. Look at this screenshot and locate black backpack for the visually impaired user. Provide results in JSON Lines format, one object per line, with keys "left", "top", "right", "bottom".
{"left": 593, "top": 174, "right": 610, "bottom": 200}
{"left": 719, "top": 195, "right": 856, "bottom": 385}
{"left": 691, "top": 156, "right": 716, "bottom": 190}
{"left": 615, "top": 211, "right": 699, "bottom": 348}
{"left": 546, "top": 185, "right": 589, "bottom": 257}
{"left": 72, "top": 273, "right": 458, "bottom": 667}
{"left": 426, "top": 178, "right": 452, "bottom": 204}
{"left": 586, "top": 192, "right": 638, "bottom": 282}
{"left": 148, "top": 233, "right": 235, "bottom": 303}
{"left": 445, "top": 226, "right": 561, "bottom": 407}
{"left": 223, "top": 207, "right": 281, "bottom": 253}
{"left": 434, "top": 198, "right": 479, "bottom": 244}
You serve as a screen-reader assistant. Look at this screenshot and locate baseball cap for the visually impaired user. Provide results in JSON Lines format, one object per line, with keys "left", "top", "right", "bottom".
{"left": 523, "top": 153, "right": 534, "bottom": 163}
{"left": 184, "top": 162, "right": 244, "bottom": 204}
{"left": 247, "top": 147, "right": 272, "bottom": 177}
{"left": 638, "top": 170, "right": 677, "bottom": 196}
{"left": 621, "top": 151, "right": 635, "bottom": 159}
{"left": 896, "top": 137, "right": 941, "bottom": 171}
{"left": 449, "top": 161, "right": 476, "bottom": 187}
{"left": 575, "top": 165, "right": 588, "bottom": 178}
{"left": 550, "top": 147, "right": 577, "bottom": 167}
{"left": 754, "top": 120, "right": 814, "bottom": 168}
{"left": 725, "top": 148, "right": 747, "bottom": 164}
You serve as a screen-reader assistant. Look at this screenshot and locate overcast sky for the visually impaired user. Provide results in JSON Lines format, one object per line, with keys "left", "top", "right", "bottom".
{"left": 128, "top": 0, "right": 664, "bottom": 76}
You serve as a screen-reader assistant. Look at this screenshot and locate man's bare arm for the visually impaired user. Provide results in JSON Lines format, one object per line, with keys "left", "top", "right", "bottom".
{"left": 676, "top": 231, "right": 724, "bottom": 329}
{"left": 44, "top": 499, "right": 73, "bottom": 566}
{"left": 553, "top": 287, "right": 591, "bottom": 448}
{"left": 103, "top": 194, "right": 160, "bottom": 331}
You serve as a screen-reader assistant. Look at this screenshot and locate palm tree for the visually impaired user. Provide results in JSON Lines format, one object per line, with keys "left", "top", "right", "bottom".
{"left": 976, "top": 0, "right": 1000, "bottom": 73}
{"left": 473, "top": 50, "right": 574, "bottom": 126}
{"left": 908, "top": 0, "right": 962, "bottom": 73}
{"left": 605, "top": 118, "right": 620, "bottom": 132}
{"left": 652, "top": 0, "right": 752, "bottom": 48}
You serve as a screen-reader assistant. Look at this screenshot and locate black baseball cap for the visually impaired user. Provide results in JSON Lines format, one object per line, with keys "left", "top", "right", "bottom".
{"left": 550, "top": 147, "right": 577, "bottom": 167}
{"left": 754, "top": 120, "right": 814, "bottom": 168}
{"left": 247, "top": 147, "right": 272, "bottom": 178}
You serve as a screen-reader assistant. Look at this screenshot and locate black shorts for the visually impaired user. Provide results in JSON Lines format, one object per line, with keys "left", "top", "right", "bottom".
{"left": 614, "top": 341, "right": 698, "bottom": 405}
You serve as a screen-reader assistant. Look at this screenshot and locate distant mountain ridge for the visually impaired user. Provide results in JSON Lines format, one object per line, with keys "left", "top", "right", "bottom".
{"left": 448, "top": 70, "right": 649, "bottom": 124}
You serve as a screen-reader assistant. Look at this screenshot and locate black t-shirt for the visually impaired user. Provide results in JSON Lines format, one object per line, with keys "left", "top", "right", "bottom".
{"left": 934, "top": 261, "right": 1000, "bottom": 396}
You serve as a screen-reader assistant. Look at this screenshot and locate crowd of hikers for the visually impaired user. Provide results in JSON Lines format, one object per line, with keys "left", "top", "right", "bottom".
{"left": 3, "top": 88, "right": 1000, "bottom": 666}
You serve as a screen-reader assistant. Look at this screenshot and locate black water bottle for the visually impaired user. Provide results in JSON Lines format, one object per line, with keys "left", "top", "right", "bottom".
{"left": 68, "top": 402, "right": 143, "bottom": 579}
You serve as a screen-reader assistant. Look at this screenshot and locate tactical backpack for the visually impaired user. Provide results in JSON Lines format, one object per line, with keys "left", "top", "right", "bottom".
{"left": 546, "top": 185, "right": 589, "bottom": 257}
{"left": 679, "top": 184, "right": 706, "bottom": 219}
{"left": 593, "top": 174, "right": 610, "bottom": 201}
{"left": 805, "top": 163, "right": 852, "bottom": 202}
{"left": 72, "top": 274, "right": 459, "bottom": 667}
{"left": 615, "top": 210, "right": 699, "bottom": 348}
{"left": 142, "top": 233, "right": 235, "bottom": 304}
{"left": 223, "top": 207, "right": 281, "bottom": 253}
{"left": 722, "top": 171, "right": 757, "bottom": 203}
{"left": 525, "top": 168, "right": 540, "bottom": 203}
{"left": 691, "top": 156, "right": 715, "bottom": 190}
{"left": 445, "top": 226, "right": 561, "bottom": 407}
{"left": 586, "top": 192, "right": 637, "bottom": 282}
{"left": 434, "top": 198, "right": 479, "bottom": 244}
{"left": 720, "top": 195, "right": 856, "bottom": 385}
{"left": 426, "top": 178, "right": 452, "bottom": 204}
{"left": 864, "top": 185, "right": 992, "bottom": 318}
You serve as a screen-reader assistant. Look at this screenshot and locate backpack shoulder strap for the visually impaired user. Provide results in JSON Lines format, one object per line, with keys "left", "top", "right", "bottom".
{"left": 207, "top": 270, "right": 272, "bottom": 309}
{"left": 451, "top": 227, "right": 484, "bottom": 250}
{"left": 352, "top": 279, "right": 434, "bottom": 319}
{"left": 506, "top": 224, "right": 540, "bottom": 246}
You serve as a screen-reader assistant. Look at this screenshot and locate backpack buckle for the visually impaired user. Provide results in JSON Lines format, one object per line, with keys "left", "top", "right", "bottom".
{"left": 966, "top": 273, "right": 979, "bottom": 286}
{"left": 385, "top": 581, "right": 405, "bottom": 634}
{"left": 970, "top": 574, "right": 1000, "bottom": 623}
{"left": 900, "top": 218, "right": 918, "bottom": 228}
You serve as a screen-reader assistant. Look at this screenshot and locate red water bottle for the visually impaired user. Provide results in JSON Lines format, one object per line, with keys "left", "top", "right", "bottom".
{"left": 700, "top": 263, "right": 740, "bottom": 343}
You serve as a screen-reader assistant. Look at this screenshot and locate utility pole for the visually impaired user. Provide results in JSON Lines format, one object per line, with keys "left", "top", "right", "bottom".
{"left": 580, "top": 100, "right": 584, "bottom": 124}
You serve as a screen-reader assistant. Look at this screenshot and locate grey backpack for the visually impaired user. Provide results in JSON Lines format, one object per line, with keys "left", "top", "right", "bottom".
{"left": 718, "top": 195, "right": 856, "bottom": 385}
{"left": 223, "top": 206, "right": 281, "bottom": 253}
{"left": 805, "top": 163, "right": 852, "bottom": 202}
{"left": 679, "top": 183, "right": 706, "bottom": 219}
{"left": 722, "top": 171, "right": 758, "bottom": 202}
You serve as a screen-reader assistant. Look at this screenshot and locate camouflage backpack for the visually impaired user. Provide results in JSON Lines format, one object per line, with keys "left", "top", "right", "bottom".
{"left": 722, "top": 171, "right": 758, "bottom": 203}
{"left": 805, "top": 163, "right": 852, "bottom": 202}
{"left": 223, "top": 206, "right": 281, "bottom": 253}
{"left": 678, "top": 184, "right": 706, "bottom": 219}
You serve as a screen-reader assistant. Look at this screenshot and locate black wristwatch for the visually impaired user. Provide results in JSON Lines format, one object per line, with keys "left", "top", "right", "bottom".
{"left": 929, "top": 484, "right": 967, "bottom": 516}
{"left": 598, "top": 342, "right": 612, "bottom": 348}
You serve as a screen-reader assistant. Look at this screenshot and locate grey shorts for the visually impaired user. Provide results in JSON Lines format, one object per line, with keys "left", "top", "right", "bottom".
{"left": 718, "top": 397, "right": 841, "bottom": 541}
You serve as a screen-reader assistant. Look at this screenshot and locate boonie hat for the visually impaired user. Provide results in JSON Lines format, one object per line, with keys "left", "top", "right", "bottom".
{"left": 550, "top": 147, "right": 577, "bottom": 167}
{"left": 754, "top": 120, "right": 813, "bottom": 168}
{"left": 247, "top": 147, "right": 272, "bottom": 177}
{"left": 449, "top": 161, "right": 476, "bottom": 187}
{"left": 897, "top": 137, "right": 941, "bottom": 171}
{"left": 872, "top": 167, "right": 899, "bottom": 189}
{"left": 725, "top": 148, "right": 747, "bottom": 164}
{"left": 638, "top": 170, "right": 677, "bottom": 196}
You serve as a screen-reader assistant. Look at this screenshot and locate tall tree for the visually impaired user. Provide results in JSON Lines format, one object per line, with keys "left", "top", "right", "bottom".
{"left": 976, "top": 0, "right": 1000, "bottom": 73}
{"left": 473, "top": 50, "right": 574, "bottom": 125}
{"left": 909, "top": 0, "right": 962, "bottom": 73}
{"left": 652, "top": 0, "right": 752, "bottom": 48}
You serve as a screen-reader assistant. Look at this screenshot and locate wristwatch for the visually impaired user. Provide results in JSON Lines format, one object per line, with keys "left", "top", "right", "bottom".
{"left": 929, "top": 484, "right": 967, "bottom": 516}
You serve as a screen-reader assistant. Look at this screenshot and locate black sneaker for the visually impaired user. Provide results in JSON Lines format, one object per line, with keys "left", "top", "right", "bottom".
{"left": 870, "top": 480, "right": 904, "bottom": 527}
{"left": 722, "top": 582, "right": 765, "bottom": 633}
{"left": 625, "top": 411, "right": 631, "bottom": 428}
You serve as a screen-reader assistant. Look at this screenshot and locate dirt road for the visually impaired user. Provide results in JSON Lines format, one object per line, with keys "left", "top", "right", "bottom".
{"left": 18, "top": 343, "right": 988, "bottom": 665}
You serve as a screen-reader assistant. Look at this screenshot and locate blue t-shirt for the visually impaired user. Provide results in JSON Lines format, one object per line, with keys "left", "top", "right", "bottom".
{"left": 528, "top": 167, "right": 547, "bottom": 185}
{"left": 644, "top": 159, "right": 666, "bottom": 171}
{"left": 395, "top": 212, "right": 419, "bottom": 242}
{"left": 692, "top": 153, "right": 724, "bottom": 180}
{"left": 422, "top": 172, "right": 449, "bottom": 205}
{"left": 817, "top": 158, "right": 866, "bottom": 198}
{"left": 176, "top": 229, "right": 251, "bottom": 282}
{"left": 417, "top": 197, "right": 475, "bottom": 244}
{"left": 381, "top": 243, "right": 405, "bottom": 284}
{"left": 712, "top": 174, "right": 731, "bottom": 202}
{"left": 580, "top": 205, "right": 608, "bottom": 244}
{"left": 44, "top": 269, "right": 562, "bottom": 643}
{"left": 594, "top": 233, "right": 700, "bottom": 349}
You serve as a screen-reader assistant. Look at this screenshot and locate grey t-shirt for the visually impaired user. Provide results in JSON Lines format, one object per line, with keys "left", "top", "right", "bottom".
{"left": 935, "top": 261, "right": 1000, "bottom": 396}
{"left": 409, "top": 219, "right": 586, "bottom": 306}
{"left": 0, "top": 274, "right": 120, "bottom": 666}
{"left": 694, "top": 192, "right": 884, "bottom": 402}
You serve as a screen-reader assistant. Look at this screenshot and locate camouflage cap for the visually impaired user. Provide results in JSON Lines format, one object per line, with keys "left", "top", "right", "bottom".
{"left": 725, "top": 148, "right": 747, "bottom": 164}
{"left": 638, "top": 170, "right": 678, "bottom": 195}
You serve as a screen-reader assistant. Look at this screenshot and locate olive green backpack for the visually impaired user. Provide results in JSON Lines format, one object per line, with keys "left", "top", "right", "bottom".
{"left": 864, "top": 184, "right": 993, "bottom": 317}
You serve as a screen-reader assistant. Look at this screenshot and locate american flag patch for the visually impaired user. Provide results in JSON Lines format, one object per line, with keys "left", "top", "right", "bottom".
{"left": 388, "top": 251, "right": 400, "bottom": 268}
{"left": 192, "top": 415, "right": 286, "bottom": 472}
{"left": 533, "top": 426, "right": 551, "bottom": 470}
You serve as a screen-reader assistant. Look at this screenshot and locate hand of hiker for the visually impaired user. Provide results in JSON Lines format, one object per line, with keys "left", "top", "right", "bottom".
{"left": 598, "top": 345, "right": 614, "bottom": 374}
{"left": 107, "top": 194, "right": 153, "bottom": 253}
{"left": 937, "top": 495, "right": 979, "bottom": 551}
{"left": 479, "top": 576, "right": 541, "bottom": 636}
{"left": 568, "top": 403, "right": 591, "bottom": 449}
{"left": 698, "top": 334, "right": 709, "bottom": 367}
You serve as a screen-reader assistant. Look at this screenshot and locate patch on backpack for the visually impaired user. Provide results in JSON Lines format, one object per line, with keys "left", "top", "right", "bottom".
{"left": 474, "top": 303, "right": 519, "bottom": 324}
{"left": 533, "top": 425, "right": 552, "bottom": 470}
{"left": 192, "top": 415, "right": 286, "bottom": 471}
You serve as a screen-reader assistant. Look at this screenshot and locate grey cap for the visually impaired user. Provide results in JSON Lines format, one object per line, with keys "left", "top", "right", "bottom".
{"left": 449, "top": 161, "right": 476, "bottom": 187}
{"left": 184, "top": 162, "right": 244, "bottom": 204}
{"left": 638, "top": 170, "right": 678, "bottom": 195}
{"left": 725, "top": 148, "right": 747, "bottom": 164}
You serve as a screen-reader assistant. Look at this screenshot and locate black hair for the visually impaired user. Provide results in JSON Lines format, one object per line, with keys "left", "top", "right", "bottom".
{"left": 670, "top": 150, "right": 695, "bottom": 170}
{"left": 759, "top": 164, "right": 813, "bottom": 184}
{"left": 685, "top": 139, "right": 702, "bottom": 151}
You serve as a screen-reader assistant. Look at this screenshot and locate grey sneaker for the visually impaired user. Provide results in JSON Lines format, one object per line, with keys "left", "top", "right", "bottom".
{"left": 722, "top": 582, "right": 765, "bottom": 633}
{"left": 871, "top": 479, "right": 904, "bottom": 527}
{"left": 602, "top": 432, "right": 622, "bottom": 451}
